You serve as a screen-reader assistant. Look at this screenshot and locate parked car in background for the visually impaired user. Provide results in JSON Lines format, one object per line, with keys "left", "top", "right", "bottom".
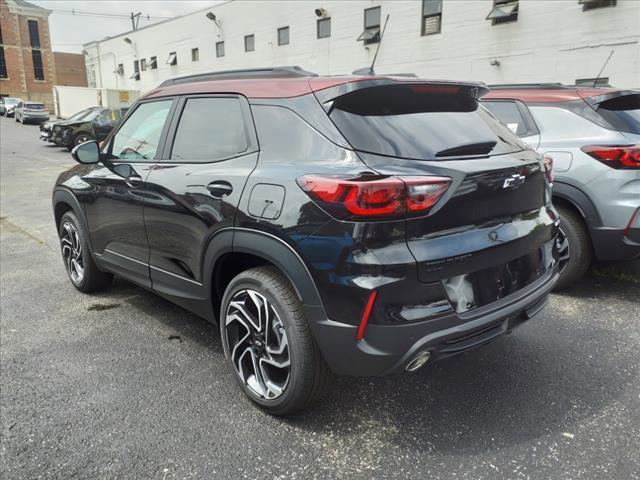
{"left": 482, "top": 84, "right": 640, "bottom": 289}
{"left": 40, "top": 108, "right": 97, "bottom": 143}
{"left": 0, "top": 97, "right": 23, "bottom": 117}
{"left": 51, "top": 107, "right": 125, "bottom": 151}
{"left": 14, "top": 101, "right": 49, "bottom": 124}
{"left": 53, "top": 68, "right": 560, "bottom": 415}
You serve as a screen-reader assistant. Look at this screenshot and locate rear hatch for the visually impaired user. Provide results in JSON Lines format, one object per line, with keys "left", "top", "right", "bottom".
{"left": 583, "top": 90, "right": 640, "bottom": 143}
{"left": 25, "top": 103, "right": 46, "bottom": 111}
{"left": 321, "top": 81, "right": 556, "bottom": 312}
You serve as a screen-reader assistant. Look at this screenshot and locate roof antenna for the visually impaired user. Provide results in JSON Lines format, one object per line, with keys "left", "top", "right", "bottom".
{"left": 592, "top": 49, "right": 614, "bottom": 87}
{"left": 353, "top": 14, "right": 390, "bottom": 76}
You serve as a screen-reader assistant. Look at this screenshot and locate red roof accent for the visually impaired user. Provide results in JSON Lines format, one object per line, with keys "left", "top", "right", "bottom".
{"left": 141, "top": 75, "right": 448, "bottom": 100}
{"left": 142, "top": 75, "right": 381, "bottom": 100}
{"left": 483, "top": 87, "right": 619, "bottom": 103}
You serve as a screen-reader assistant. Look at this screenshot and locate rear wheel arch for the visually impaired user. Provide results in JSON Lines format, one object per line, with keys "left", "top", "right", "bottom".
{"left": 552, "top": 181, "right": 601, "bottom": 230}
{"left": 204, "top": 228, "right": 325, "bottom": 323}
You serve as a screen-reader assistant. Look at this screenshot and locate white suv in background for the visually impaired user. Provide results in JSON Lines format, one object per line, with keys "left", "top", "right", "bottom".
{"left": 483, "top": 85, "right": 639, "bottom": 289}
{"left": 14, "top": 101, "right": 50, "bottom": 124}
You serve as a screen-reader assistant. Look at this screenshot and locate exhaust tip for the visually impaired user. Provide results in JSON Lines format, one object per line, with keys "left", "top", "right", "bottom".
{"left": 405, "top": 351, "right": 431, "bottom": 372}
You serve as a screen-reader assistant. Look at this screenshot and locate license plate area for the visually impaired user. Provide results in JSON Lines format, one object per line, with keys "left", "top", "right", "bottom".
{"left": 443, "top": 248, "right": 545, "bottom": 314}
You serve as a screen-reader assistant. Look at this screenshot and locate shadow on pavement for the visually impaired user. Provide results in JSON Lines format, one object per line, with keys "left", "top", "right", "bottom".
{"left": 90, "top": 269, "right": 637, "bottom": 457}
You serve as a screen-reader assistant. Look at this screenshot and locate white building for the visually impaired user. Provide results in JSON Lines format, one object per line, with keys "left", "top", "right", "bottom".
{"left": 83, "top": 0, "right": 640, "bottom": 94}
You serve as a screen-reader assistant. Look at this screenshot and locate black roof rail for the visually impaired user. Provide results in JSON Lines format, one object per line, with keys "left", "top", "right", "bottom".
{"left": 488, "top": 83, "right": 570, "bottom": 90}
{"left": 159, "top": 66, "right": 317, "bottom": 87}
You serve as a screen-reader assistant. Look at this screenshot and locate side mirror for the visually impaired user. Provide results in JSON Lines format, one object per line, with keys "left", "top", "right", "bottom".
{"left": 71, "top": 140, "right": 100, "bottom": 164}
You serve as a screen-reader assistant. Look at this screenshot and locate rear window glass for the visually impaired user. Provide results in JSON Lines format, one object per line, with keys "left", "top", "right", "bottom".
{"left": 596, "top": 94, "right": 640, "bottom": 135}
{"left": 328, "top": 84, "right": 525, "bottom": 160}
{"left": 26, "top": 103, "right": 44, "bottom": 109}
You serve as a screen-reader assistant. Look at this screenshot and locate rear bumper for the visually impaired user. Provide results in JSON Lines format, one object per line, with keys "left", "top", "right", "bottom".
{"left": 22, "top": 113, "right": 49, "bottom": 122}
{"left": 591, "top": 227, "right": 640, "bottom": 261}
{"left": 311, "top": 268, "right": 558, "bottom": 376}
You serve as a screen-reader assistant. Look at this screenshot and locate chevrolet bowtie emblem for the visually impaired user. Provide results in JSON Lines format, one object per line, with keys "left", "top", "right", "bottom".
{"left": 502, "top": 174, "right": 526, "bottom": 189}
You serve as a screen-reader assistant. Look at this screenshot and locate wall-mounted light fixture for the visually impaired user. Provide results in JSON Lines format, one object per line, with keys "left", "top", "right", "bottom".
{"left": 205, "top": 11, "right": 222, "bottom": 29}
{"left": 315, "top": 8, "right": 328, "bottom": 18}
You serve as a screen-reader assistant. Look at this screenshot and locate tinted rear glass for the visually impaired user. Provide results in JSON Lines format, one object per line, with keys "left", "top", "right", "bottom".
{"left": 170, "top": 97, "right": 248, "bottom": 162}
{"left": 25, "top": 103, "right": 44, "bottom": 110}
{"left": 596, "top": 94, "right": 640, "bottom": 135}
{"left": 328, "top": 84, "right": 525, "bottom": 160}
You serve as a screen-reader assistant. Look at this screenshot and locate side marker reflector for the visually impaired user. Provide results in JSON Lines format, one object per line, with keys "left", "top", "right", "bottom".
{"left": 356, "top": 290, "right": 378, "bottom": 341}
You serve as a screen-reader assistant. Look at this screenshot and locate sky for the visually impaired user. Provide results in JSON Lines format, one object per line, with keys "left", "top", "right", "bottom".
{"left": 31, "top": 1, "right": 222, "bottom": 53}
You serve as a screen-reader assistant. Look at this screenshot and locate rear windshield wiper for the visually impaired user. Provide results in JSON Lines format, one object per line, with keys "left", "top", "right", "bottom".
{"left": 435, "top": 141, "right": 497, "bottom": 158}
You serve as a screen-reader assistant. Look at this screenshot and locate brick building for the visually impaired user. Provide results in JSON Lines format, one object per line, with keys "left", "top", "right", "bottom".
{"left": 53, "top": 52, "right": 87, "bottom": 87}
{"left": 0, "top": 0, "right": 56, "bottom": 110}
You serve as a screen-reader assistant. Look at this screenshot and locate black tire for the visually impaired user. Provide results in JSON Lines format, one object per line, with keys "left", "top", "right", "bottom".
{"left": 58, "top": 211, "right": 112, "bottom": 293}
{"left": 220, "top": 266, "right": 330, "bottom": 416}
{"left": 67, "top": 132, "right": 94, "bottom": 151}
{"left": 554, "top": 205, "right": 592, "bottom": 290}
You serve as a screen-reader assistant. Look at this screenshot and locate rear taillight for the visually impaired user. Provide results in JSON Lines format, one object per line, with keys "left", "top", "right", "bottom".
{"left": 543, "top": 154, "right": 553, "bottom": 184}
{"left": 297, "top": 174, "right": 451, "bottom": 220}
{"left": 581, "top": 145, "right": 640, "bottom": 169}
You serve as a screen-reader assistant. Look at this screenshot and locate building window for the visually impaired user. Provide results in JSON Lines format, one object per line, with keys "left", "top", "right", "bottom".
{"left": 32, "top": 50, "right": 44, "bottom": 80}
{"left": 357, "top": 6, "right": 381, "bottom": 45}
{"left": 0, "top": 47, "right": 7, "bottom": 79}
{"left": 421, "top": 0, "right": 442, "bottom": 35}
{"left": 149, "top": 56, "right": 157, "bottom": 69}
{"left": 28, "top": 20, "right": 41, "bottom": 48}
{"left": 216, "top": 41, "right": 225, "bottom": 57}
{"left": 244, "top": 34, "right": 255, "bottom": 52}
{"left": 575, "top": 77, "right": 610, "bottom": 86}
{"left": 277, "top": 26, "right": 290, "bottom": 46}
{"left": 191, "top": 47, "right": 199, "bottom": 62}
{"left": 486, "top": 0, "right": 519, "bottom": 24}
{"left": 166, "top": 52, "right": 177, "bottom": 66}
{"left": 117, "top": 63, "right": 124, "bottom": 76}
{"left": 317, "top": 18, "right": 331, "bottom": 38}
{"left": 580, "top": 0, "right": 616, "bottom": 11}
{"left": 130, "top": 60, "right": 140, "bottom": 80}
{"left": 140, "top": 58, "right": 147, "bottom": 71}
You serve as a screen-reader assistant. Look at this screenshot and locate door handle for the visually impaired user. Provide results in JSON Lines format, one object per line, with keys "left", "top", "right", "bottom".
{"left": 207, "top": 181, "right": 233, "bottom": 198}
{"left": 125, "top": 175, "right": 143, "bottom": 188}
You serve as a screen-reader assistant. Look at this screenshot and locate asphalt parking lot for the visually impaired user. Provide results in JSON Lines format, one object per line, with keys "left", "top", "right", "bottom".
{"left": 1, "top": 115, "right": 639, "bottom": 480}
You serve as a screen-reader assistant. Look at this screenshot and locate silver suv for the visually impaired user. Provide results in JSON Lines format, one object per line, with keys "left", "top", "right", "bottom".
{"left": 483, "top": 85, "right": 639, "bottom": 289}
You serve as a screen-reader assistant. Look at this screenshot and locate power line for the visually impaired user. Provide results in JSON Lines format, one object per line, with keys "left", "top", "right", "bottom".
{"left": 50, "top": 8, "right": 172, "bottom": 21}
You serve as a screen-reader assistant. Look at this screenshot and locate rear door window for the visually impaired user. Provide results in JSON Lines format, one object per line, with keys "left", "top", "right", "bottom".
{"left": 170, "top": 97, "right": 249, "bottom": 162}
{"left": 595, "top": 94, "right": 640, "bottom": 135}
{"left": 481, "top": 100, "right": 539, "bottom": 137}
{"left": 328, "top": 84, "right": 525, "bottom": 160}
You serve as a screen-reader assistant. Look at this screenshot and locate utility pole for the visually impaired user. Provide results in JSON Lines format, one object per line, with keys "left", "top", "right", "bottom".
{"left": 130, "top": 12, "right": 141, "bottom": 30}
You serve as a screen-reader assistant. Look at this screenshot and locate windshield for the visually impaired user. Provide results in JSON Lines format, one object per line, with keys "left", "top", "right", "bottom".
{"left": 79, "top": 109, "right": 104, "bottom": 122}
{"left": 68, "top": 109, "right": 93, "bottom": 121}
{"left": 596, "top": 94, "right": 640, "bottom": 135}
{"left": 328, "top": 84, "right": 525, "bottom": 160}
{"left": 4, "top": 98, "right": 20, "bottom": 106}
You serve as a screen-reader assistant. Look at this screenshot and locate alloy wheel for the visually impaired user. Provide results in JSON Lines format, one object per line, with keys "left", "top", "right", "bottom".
{"left": 60, "top": 221, "right": 84, "bottom": 284}
{"left": 224, "top": 289, "right": 290, "bottom": 399}
{"left": 556, "top": 226, "right": 570, "bottom": 275}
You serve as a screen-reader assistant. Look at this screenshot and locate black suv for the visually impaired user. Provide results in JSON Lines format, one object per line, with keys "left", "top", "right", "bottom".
{"left": 51, "top": 107, "right": 124, "bottom": 151}
{"left": 53, "top": 67, "right": 560, "bottom": 415}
